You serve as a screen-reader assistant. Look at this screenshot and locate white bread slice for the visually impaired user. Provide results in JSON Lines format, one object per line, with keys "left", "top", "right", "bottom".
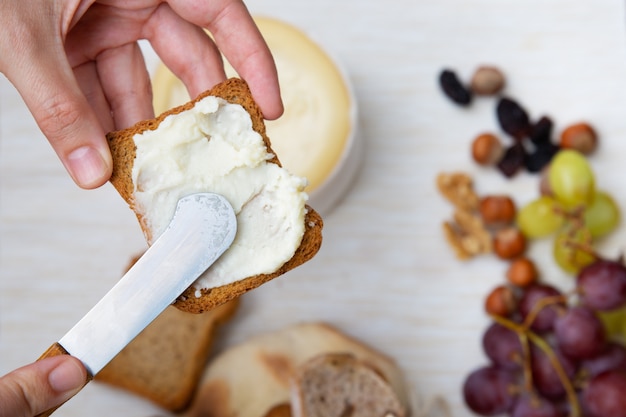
{"left": 106, "top": 78, "right": 323, "bottom": 314}
{"left": 183, "top": 322, "right": 410, "bottom": 417}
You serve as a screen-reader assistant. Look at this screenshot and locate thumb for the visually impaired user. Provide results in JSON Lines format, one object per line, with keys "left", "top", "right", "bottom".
{"left": 0, "top": 356, "right": 87, "bottom": 417}
{"left": 3, "top": 25, "right": 112, "bottom": 189}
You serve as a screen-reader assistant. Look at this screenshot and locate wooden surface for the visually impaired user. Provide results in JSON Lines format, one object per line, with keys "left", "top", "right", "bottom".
{"left": 2, "top": 1, "right": 626, "bottom": 416}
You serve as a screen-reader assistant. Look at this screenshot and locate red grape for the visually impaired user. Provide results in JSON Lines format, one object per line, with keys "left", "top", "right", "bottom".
{"left": 483, "top": 322, "right": 524, "bottom": 370}
{"left": 511, "top": 393, "right": 563, "bottom": 417}
{"left": 582, "top": 342, "right": 626, "bottom": 378}
{"left": 554, "top": 306, "right": 606, "bottom": 360}
{"left": 520, "top": 284, "right": 564, "bottom": 332}
{"left": 463, "top": 365, "right": 517, "bottom": 415}
{"left": 530, "top": 345, "right": 577, "bottom": 400}
{"left": 582, "top": 370, "right": 626, "bottom": 417}
{"left": 577, "top": 260, "right": 626, "bottom": 311}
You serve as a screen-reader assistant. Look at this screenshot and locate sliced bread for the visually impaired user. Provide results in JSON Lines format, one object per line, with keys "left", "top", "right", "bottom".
{"left": 106, "top": 78, "right": 323, "bottom": 314}
{"left": 292, "top": 353, "right": 406, "bottom": 417}
{"left": 183, "top": 322, "right": 410, "bottom": 417}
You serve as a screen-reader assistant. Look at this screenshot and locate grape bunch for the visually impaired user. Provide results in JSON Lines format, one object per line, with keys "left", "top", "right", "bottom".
{"left": 517, "top": 149, "right": 620, "bottom": 274}
{"left": 464, "top": 258, "right": 626, "bottom": 417}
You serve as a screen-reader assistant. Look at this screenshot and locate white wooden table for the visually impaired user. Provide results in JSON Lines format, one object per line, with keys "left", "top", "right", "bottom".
{"left": 3, "top": 1, "right": 626, "bottom": 416}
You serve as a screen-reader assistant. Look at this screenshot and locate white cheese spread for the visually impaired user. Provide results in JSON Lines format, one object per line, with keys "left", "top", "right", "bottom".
{"left": 131, "top": 95, "right": 308, "bottom": 293}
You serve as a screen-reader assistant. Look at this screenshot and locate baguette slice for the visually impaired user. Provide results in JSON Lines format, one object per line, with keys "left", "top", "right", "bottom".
{"left": 292, "top": 353, "right": 406, "bottom": 417}
{"left": 106, "top": 78, "right": 323, "bottom": 314}
{"left": 184, "top": 322, "right": 410, "bottom": 417}
{"left": 94, "top": 257, "right": 240, "bottom": 411}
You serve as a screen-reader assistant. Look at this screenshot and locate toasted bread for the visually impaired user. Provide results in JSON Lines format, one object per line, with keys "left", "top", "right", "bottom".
{"left": 106, "top": 78, "right": 323, "bottom": 314}
{"left": 184, "top": 322, "right": 410, "bottom": 417}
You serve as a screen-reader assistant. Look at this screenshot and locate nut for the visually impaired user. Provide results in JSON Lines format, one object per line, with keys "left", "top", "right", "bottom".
{"left": 471, "top": 133, "right": 504, "bottom": 166}
{"left": 436, "top": 172, "right": 479, "bottom": 211}
{"left": 442, "top": 208, "right": 492, "bottom": 260}
{"left": 479, "top": 195, "right": 516, "bottom": 226}
{"left": 471, "top": 66, "right": 506, "bottom": 96}
{"left": 559, "top": 122, "right": 598, "bottom": 155}
{"left": 493, "top": 227, "right": 526, "bottom": 260}
{"left": 506, "top": 257, "right": 538, "bottom": 288}
{"left": 485, "top": 285, "right": 517, "bottom": 317}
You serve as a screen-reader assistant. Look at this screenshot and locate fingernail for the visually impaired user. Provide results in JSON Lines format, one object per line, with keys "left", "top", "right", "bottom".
{"left": 49, "top": 358, "right": 85, "bottom": 393}
{"left": 66, "top": 146, "right": 110, "bottom": 188}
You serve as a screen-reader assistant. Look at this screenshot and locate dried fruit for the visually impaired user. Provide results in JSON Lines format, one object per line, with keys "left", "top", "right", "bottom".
{"left": 497, "top": 97, "right": 531, "bottom": 140}
{"left": 439, "top": 69, "right": 472, "bottom": 106}
{"left": 471, "top": 133, "right": 504, "bottom": 166}
{"left": 470, "top": 66, "right": 506, "bottom": 96}
{"left": 493, "top": 227, "right": 526, "bottom": 260}
{"left": 560, "top": 122, "right": 598, "bottom": 155}
{"left": 479, "top": 195, "right": 516, "bottom": 226}
{"left": 496, "top": 143, "right": 526, "bottom": 178}
{"left": 525, "top": 142, "right": 559, "bottom": 173}
{"left": 529, "top": 116, "right": 554, "bottom": 146}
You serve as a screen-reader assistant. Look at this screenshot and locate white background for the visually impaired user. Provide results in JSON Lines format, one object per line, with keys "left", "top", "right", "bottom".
{"left": 2, "top": 1, "right": 626, "bottom": 416}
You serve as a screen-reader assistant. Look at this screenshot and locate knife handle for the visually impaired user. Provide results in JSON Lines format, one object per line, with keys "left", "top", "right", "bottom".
{"left": 35, "top": 343, "right": 93, "bottom": 417}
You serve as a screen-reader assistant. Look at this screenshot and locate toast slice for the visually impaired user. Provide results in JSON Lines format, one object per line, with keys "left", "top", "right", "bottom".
{"left": 106, "top": 78, "right": 323, "bottom": 314}
{"left": 183, "top": 322, "right": 410, "bottom": 417}
{"left": 94, "top": 256, "right": 240, "bottom": 411}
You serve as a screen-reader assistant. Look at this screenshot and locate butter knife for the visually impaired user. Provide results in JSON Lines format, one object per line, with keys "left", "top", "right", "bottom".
{"left": 35, "top": 192, "right": 237, "bottom": 416}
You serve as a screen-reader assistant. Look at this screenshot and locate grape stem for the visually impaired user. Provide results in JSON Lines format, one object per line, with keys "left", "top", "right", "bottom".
{"left": 489, "top": 314, "right": 581, "bottom": 417}
{"left": 521, "top": 294, "right": 567, "bottom": 330}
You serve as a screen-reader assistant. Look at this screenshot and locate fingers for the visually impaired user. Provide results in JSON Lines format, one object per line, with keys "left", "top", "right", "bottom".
{"left": 162, "top": 0, "right": 283, "bottom": 119}
{"left": 4, "top": 37, "right": 112, "bottom": 189}
{"left": 206, "top": 1, "right": 283, "bottom": 119}
{"left": 0, "top": 356, "right": 87, "bottom": 417}
{"left": 146, "top": 3, "right": 226, "bottom": 100}
{"left": 73, "top": 62, "right": 115, "bottom": 133}
{"left": 97, "top": 42, "right": 154, "bottom": 130}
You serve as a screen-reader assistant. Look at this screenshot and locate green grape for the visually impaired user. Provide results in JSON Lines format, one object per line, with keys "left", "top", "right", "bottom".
{"left": 548, "top": 149, "right": 596, "bottom": 208}
{"left": 553, "top": 226, "right": 596, "bottom": 274}
{"left": 599, "top": 306, "right": 626, "bottom": 341}
{"left": 516, "top": 196, "right": 565, "bottom": 238}
{"left": 584, "top": 191, "right": 621, "bottom": 238}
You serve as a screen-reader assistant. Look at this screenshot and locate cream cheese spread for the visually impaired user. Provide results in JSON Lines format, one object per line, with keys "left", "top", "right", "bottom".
{"left": 131, "top": 95, "right": 308, "bottom": 293}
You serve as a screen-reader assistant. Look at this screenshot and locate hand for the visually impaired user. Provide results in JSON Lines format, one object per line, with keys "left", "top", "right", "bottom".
{"left": 0, "top": 0, "right": 282, "bottom": 189}
{"left": 0, "top": 356, "right": 87, "bottom": 417}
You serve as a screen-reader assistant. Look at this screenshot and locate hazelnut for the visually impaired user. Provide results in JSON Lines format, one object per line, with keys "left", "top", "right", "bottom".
{"left": 485, "top": 285, "right": 516, "bottom": 317}
{"left": 470, "top": 66, "right": 506, "bottom": 96}
{"left": 493, "top": 227, "right": 526, "bottom": 260}
{"left": 479, "top": 195, "right": 516, "bottom": 226}
{"left": 559, "top": 122, "right": 598, "bottom": 155}
{"left": 471, "top": 133, "right": 504, "bottom": 166}
{"left": 506, "top": 257, "right": 538, "bottom": 288}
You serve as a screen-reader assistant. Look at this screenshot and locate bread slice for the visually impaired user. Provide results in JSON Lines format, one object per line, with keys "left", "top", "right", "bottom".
{"left": 183, "top": 322, "right": 410, "bottom": 417}
{"left": 292, "top": 353, "right": 406, "bottom": 417}
{"left": 106, "top": 78, "right": 323, "bottom": 314}
{"left": 94, "top": 258, "right": 240, "bottom": 411}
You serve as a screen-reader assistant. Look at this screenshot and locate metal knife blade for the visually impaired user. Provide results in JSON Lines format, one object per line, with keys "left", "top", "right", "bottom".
{"left": 35, "top": 192, "right": 236, "bottom": 416}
